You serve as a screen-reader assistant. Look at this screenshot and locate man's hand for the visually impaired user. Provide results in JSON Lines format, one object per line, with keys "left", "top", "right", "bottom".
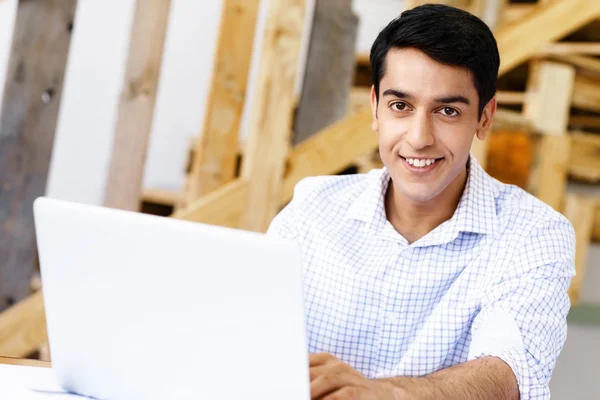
{"left": 309, "top": 353, "right": 406, "bottom": 400}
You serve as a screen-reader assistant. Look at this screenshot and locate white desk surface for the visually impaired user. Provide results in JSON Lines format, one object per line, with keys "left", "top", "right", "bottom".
{"left": 0, "top": 363, "right": 90, "bottom": 399}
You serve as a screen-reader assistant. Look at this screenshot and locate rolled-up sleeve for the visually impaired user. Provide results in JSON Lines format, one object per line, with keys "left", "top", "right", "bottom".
{"left": 468, "top": 217, "right": 576, "bottom": 400}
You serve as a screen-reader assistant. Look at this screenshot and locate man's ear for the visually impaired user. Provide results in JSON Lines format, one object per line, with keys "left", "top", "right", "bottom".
{"left": 476, "top": 96, "right": 497, "bottom": 141}
{"left": 370, "top": 85, "right": 379, "bottom": 132}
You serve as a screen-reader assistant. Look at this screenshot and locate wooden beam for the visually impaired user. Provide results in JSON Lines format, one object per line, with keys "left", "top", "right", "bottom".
{"left": 0, "top": 291, "right": 47, "bottom": 358}
{"left": 548, "top": 54, "right": 600, "bottom": 75}
{"left": 572, "top": 75, "right": 600, "bottom": 113}
{"left": 0, "top": 356, "right": 50, "bottom": 368}
{"left": 569, "top": 115, "right": 600, "bottom": 129}
{"left": 281, "top": 109, "right": 375, "bottom": 204}
{"left": 593, "top": 204, "right": 600, "bottom": 243}
{"left": 533, "top": 135, "right": 572, "bottom": 212}
{"left": 293, "top": 0, "right": 358, "bottom": 145}
{"left": 524, "top": 61, "right": 575, "bottom": 135}
{"left": 496, "top": 91, "right": 526, "bottom": 105}
{"left": 141, "top": 188, "right": 181, "bottom": 206}
{"left": 0, "top": 0, "right": 76, "bottom": 311}
{"left": 493, "top": 108, "right": 533, "bottom": 131}
{"left": 103, "top": 0, "right": 171, "bottom": 211}
{"left": 185, "top": 0, "right": 260, "bottom": 204}
{"left": 564, "top": 194, "right": 595, "bottom": 305}
{"left": 523, "top": 60, "right": 574, "bottom": 211}
{"left": 540, "top": 42, "right": 600, "bottom": 56}
{"left": 495, "top": 0, "right": 600, "bottom": 75}
{"left": 569, "top": 131, "right": 600, "bottom": 182}
{"left": 501, "top": 4, "right": 534, "bottom": 26}
{"left": 171, "top": 178, "right": 248, "bottom": 228}
{"left": 348, "top": 87, "right": 371, "bottom": 115}
{"left": 238, "top": 0, "right": 307, "bottom": 232}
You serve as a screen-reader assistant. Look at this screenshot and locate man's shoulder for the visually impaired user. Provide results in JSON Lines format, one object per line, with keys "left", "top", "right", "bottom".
{"left": 288, "top": 170, "right": 378, "bottom": 212}
{"left": 491, "top": 178, "right": 575, "bottom": 265}
{"left": 494, "top": 180, "right": 572, "bottom": 234}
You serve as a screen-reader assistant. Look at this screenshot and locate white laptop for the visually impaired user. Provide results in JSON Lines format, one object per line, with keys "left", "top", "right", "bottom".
{"left": 33, "top": 196, "right": 310, "bottom": 400}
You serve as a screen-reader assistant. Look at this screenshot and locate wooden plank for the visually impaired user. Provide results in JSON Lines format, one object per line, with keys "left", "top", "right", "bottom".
{"left": 0, "top": 0, "right": 76, "bottom": 312}
{"left": 524, "top": 61, "right": 575, "bottom": 135}
{"left": 0, "top": 356, "right": 50, "bottom": 368}
{"left": 569, "top": 115, "right": 600, "bottom": 129}
{"left": 501, "top": 4, "right": 534, "bottom": 26}
{"left": 281, "top": 109, "right": 375, "bottom": 204}
{"left": 238, "top": 0, "right": 307, "bottom": 232}
{"left": 535, "top": 135, "right": 572, "bottom": 212}
{"left": 492, "top": 107, "right": 533, "bottom": 130}
{"left": 496, "top": 91, "right": 526, "bottom": 105}
{"left": 572, "top": 75, "right": 600, "bottom": 113}
{"left": 141, "top": 188, "right": 181, "bottom": 206}
{"left": 540, "top": 42, "right": 600, "bottom": 56}
{"left": 171, "top": 179, "right": 248, "bottom": 228}
{"left": 569, "top": 131, "right": 600, "bottom": 182}
{"left": 184, "top": 0, "right": 260, "bottom": 204}
{"left": 564, "top": 194, "right": 595, "bottom": 305}
{"left": 293, "top": 0, "right": 358, "bottom": 145}
{"left": 593, "top": 204, "right": 600, "bottom": 243}
{"left": 103, "top": 0, "right": 171, "bottom": 211}
{"left": 548, "top": 54, "right": 600, "bottom": 75}
{"left": 495, "top": 0, "right": 600, "bottom": 75}
{"left": 0, "top": 291, "right": 47, "bottom": 358}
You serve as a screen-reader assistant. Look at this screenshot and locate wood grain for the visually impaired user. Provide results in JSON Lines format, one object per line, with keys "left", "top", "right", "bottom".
{"left": 0, "top": 0, "right": 76, "bottom": 311}
{"left": 564, "top": 195, "right": 595, "bottom": 305}
{"left": 0, "top": 356, "right": 50, "bottom": 368}
{"left": 0, "top": 291, "right": 47, "bottom": 358}
{"left": 495, "top": 0, "right": 600, "bottom": 75}
{"left": 185, "top": 0, "right": 260, "bottom": 204}
{"left": 239, "top": 0, "right": 306, "bottom": 232}
{"left": 103, "top": 0, "right": 171, "bottom": 211}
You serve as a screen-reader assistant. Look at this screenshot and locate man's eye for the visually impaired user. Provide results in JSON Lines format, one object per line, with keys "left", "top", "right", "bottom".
{"left": 392, "top": 102, "right": 408, "bottom": 111}
{"left": 441, "top": 107, "right": 459, "bottom": 116}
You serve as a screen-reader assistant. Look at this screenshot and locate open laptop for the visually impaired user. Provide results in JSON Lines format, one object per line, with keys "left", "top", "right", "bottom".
{"left": 33, "top": 196, "right": 310, "bottom": 400}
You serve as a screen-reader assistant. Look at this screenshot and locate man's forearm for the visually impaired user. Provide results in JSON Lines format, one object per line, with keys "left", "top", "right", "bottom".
{"left": 381, "top": 356, "right": 520, "bottom": 400}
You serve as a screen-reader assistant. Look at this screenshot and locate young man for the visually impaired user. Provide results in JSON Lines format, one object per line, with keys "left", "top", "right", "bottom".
{"left": 267, "top": 4, "right": 574, "bottom": 400}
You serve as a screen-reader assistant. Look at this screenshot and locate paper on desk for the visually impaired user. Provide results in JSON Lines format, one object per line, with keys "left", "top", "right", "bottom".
{"left": 0, "top": 364, "right": 93, "bottom": 399}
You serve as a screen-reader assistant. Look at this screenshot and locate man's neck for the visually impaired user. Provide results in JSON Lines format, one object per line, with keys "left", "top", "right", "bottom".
{"left": 385, "top": 168, "right": 468, "bottom": 244}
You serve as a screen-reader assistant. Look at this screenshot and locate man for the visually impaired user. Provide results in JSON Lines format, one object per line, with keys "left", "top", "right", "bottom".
{"left": 267, "top": 4, "right": 575, "bottom": 400}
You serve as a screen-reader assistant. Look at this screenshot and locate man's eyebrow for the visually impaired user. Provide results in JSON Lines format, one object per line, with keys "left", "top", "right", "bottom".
{"left": 382, "top": 89, "right": 471, "bottom": 106}
{"left": 434, "top": 95, "right": 471, "bottom": 105}
{"left": 382, "top": 89, "right": 415, "bottom": 100}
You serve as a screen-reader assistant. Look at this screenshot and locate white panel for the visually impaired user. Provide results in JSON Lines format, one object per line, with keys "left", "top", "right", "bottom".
{"left": 46, "top": 0, "right": 137, "bottom": 205}
{"left": 352, "top": 0, "right": 405, "bottom": 54}
{"left": 142, "top": 0, "right": 224, "bottom": 191}
{"left": 0, "top": 0, "right": 18, "bottom": 116}
{"left": 143, "top": 0, "right": 315, "bottom": 192}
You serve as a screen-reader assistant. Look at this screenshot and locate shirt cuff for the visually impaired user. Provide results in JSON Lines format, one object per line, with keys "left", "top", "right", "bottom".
{"left": 470, "top": 350, "right": 550, "bottom": 400}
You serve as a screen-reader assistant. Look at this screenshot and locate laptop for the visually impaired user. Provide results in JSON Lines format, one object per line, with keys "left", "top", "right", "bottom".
{"left": 33, "top": 196, "right": 310, "bottom": 400}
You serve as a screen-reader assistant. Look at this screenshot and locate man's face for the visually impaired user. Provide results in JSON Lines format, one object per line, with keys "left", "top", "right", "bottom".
{"left": 370, "top": 48, "right": 495, "bottom": 203}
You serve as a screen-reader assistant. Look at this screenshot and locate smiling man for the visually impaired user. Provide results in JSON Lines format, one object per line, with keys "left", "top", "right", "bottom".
{"left": 267, "top": 4, "right": 575, "bottom": 400}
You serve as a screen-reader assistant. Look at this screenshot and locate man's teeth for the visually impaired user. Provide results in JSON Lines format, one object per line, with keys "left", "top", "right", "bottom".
{"left": 405, "top": 158, "right": 437, "bottom": 167}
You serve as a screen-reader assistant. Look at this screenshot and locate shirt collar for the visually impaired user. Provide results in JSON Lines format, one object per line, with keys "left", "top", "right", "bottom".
{"left": 345, "top": 154, "right": 500, "bottom": 244}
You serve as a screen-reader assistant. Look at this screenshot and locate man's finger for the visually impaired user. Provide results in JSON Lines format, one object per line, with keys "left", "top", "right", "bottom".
{"left": 310, "top": 371, "right": 350, "bottom": 399}
{"left": 309, "top": 352, "right": 336, "bottom": 366}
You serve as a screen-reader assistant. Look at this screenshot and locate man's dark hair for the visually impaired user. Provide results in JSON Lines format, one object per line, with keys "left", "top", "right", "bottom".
{"left": 370, "top": 4, "right": 500, "bottom": 119}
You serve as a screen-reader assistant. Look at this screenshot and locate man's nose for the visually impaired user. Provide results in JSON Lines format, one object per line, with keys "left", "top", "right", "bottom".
{"left": 406, "top": 111, "right": 434, "bottom": 150}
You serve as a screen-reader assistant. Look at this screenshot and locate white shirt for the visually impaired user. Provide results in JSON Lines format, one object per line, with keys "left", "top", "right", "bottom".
{"left": 267, "top": 155, "right": 575, "bottom": 400}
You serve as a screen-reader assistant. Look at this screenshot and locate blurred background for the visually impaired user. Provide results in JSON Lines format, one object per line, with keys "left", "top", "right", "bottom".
{"left": 0, "top": 0, "right": 598, "bottom": 398}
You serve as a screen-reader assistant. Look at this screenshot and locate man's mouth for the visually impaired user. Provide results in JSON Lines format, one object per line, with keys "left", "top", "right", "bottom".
{"left": 399, "top": 156, "right": 444, "bottom": 171}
